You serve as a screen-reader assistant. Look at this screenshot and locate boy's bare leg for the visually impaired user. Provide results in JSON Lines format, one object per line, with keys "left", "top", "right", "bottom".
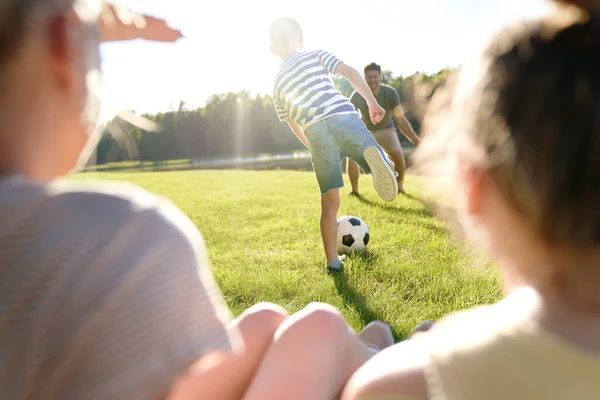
{"left": 346, "top": 158, "right": 361, "bottom": 195}
{"left": 243, "top": 303, "right": 375, "bottom": 400}
{"left": 167, "top": 303, "right": 288, "bottom": 400}
{"left": 321, "top": 189, "right": 342, "bottom": 270}
{"left": 388, "top": 150, "right": 406, "bottom": 193}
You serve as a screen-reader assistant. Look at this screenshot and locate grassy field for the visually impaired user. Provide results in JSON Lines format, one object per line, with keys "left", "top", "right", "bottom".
{"left": 78, "top": 169, "right": 502, "bottom": 339}
{"left": 84, "top": 158, "right": 192, "bottom": 172}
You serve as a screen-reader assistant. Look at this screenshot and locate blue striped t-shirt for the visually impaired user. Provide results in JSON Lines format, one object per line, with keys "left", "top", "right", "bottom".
{"left": 273, "top": 50, "right": 357, "bottom": 128}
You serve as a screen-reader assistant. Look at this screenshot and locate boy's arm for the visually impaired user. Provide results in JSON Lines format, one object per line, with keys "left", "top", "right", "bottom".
{"left": 336, "top": 64, "right": 385, "bottom": 125}
{"left": 287, "top": 120, "right": 311, "bottom": 149}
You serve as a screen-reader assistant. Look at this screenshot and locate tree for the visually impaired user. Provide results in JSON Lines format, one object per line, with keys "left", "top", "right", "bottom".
{"left": 93, "top": 67, "right": 455, "bottom": 166}
{"left": 333, "top": 76, "right": 353, "bottom": 98}
{"left": 382, "top": 70, "right": 393, "bottom": 85}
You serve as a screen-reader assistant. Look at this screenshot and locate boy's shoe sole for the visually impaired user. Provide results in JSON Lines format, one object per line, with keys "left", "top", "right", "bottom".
{"left": 364, "top": 146, "right": 398, "bottom": 202}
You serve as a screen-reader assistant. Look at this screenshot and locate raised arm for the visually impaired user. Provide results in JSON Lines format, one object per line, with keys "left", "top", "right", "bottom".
{"left": 99, "top": 3, "right": 184, "bottom": 43}
{"left": 336, "top": 64, "right": 385, "bottom": 125}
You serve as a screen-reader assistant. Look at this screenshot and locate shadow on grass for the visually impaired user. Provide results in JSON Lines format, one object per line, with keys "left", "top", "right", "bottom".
{"left": 421, "top": 222, "right": 450, "bottom": 236}
{"left": 350, "top": 249, "right": 379, "bottom": 263}
{"left": 352, "top": 193, "right": 452, "bottom": 237}
{"left": 352, "top": 193, "right": 431, "bottom": 218}
{"left": 353, "top": 193, "right": 460, "bottom": 237}
{"left": 331, "top": 254, "right": 401, "bottom": 339}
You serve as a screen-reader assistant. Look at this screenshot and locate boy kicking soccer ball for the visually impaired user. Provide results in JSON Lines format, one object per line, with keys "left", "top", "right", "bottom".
{"left": 270, "top": 18, "right": 398, "bottom": 272}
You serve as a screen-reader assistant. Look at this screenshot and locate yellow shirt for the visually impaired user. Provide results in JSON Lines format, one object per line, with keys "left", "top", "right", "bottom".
{"left": 424, "top": 289, "right": 600, "bottom": 400}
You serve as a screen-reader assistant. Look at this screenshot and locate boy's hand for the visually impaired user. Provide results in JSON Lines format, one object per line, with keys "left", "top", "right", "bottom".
{"left": 287, "top": 120, "right": 311, "bottom": 149}
{"left": 369, "top": 103, "right": 386, "bottom": 125}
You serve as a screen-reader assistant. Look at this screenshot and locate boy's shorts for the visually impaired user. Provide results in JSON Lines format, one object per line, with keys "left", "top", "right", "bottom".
{"left": 305, "top": 113, "right": 385, "bottom": 195}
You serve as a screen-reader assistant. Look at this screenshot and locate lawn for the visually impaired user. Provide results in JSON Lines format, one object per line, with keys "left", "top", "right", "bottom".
{"left": 77, "top": 169, "right": 502, "bottom": 339}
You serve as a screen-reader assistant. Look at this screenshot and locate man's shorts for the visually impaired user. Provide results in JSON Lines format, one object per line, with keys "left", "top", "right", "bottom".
{"left": 371, "top": 127, "right": 403, "bottom": 154}
{"left": 304, "top": 113, "right": 385, "bottom": 195}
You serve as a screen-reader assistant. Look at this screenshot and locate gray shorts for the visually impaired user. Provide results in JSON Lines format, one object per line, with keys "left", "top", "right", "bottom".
{"left": 371, "top": 127, "right": 403, "bottom": 154}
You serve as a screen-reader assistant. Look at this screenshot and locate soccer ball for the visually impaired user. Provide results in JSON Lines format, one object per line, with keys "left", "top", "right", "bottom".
{"left": 337, "top": 216, "right": 370, "bottom": 255}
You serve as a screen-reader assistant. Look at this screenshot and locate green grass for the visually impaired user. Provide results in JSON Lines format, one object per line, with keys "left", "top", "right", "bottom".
{"left": 84, "top": 158, "right": 191, "bottom": 172}
{"left": 77, "top": 169, "right": 502, "bottom": 339}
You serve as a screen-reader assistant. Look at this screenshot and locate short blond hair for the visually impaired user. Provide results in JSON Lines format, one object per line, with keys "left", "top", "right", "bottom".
{"left": 270, "top": 17, "right": 303, "bottom": 52}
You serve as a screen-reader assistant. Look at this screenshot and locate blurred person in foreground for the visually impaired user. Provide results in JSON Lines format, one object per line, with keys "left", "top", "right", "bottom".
{"left": 0, "top": 1, "right": 400, "bottom": 398}
{"left": 342, "top": 0, "right": 600, "bottom": 399}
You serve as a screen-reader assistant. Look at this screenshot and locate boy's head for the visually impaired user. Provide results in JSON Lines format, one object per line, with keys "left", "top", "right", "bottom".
{"left": 270, "top": 18, "right": 303, "bottom": 58}
{"left": 364, "top": 63, "right": 382, "bottom": 91}
{"left": 415, "top": 1, "right": 600, "bottom": 310}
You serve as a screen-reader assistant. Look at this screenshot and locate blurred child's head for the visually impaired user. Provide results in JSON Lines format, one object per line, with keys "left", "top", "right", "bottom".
{"left": 416, "top": 0, "right": 600, "bottom": 311}
{"left": 0, "top": 0, "right": 102, "bottom": 180}
{"left": 270, "top": 18, "right": 303, "bottom": 59}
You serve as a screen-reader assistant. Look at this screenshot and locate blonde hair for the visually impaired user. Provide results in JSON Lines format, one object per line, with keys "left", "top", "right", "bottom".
{"left": 270, "top": 17, "right": 303, "bottom": 54}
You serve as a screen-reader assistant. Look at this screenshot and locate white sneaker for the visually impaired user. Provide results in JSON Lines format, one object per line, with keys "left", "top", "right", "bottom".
{"left": 358, "top": 321, "right": 395, "bottom": 354}
{"left": 363, "top": 146, "right": 398, "bottom": 202}
{"left": 326, "top": 255, "right": 347, "bottom": 273}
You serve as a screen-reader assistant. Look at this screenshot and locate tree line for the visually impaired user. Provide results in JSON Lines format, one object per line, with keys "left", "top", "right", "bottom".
{"left": 94, "top": 68, "right": 452, "bottom": 165}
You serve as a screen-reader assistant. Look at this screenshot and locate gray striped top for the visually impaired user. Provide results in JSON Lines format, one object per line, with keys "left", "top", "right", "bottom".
{"left": 0, "top": 176, "right": 240, "bottom": 399}
{"left": 273, "top": 50, "right": 357, "bottom": 128}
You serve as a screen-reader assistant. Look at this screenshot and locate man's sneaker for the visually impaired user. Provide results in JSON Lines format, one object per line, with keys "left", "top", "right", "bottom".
{"left": 358, "top": 321, "right": 395, "bottom": 354}
{"left": 363, "top": 146, "right": 398, "bottom": 202}
{"left": 326, "top": 254, "right": 346, "bottom": 273}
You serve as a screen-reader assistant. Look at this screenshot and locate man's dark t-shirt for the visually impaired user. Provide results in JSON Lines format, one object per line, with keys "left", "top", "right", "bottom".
{"left": 350, "top": 84, "right": 401, "bottom": 131}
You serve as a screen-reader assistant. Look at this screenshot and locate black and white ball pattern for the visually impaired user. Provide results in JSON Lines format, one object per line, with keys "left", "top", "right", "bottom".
{"left": 337, "top": 216, "right": 370, "bottom": 255}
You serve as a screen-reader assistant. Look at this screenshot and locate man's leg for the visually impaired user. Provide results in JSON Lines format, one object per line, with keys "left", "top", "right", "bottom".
{"left": 321, "top": 188, "right": 342, "bottom": 271}
{"left": 388, "top": 150, "right": 406, "bottom": 193}
{"left": 346, "top": 158, "right": 361, "bottom": 195}
{"left": 168, "top": 303, "right": 288, "bottom": 400}
{"left": 243, "top": 303, "right": 393, "bottom": 400}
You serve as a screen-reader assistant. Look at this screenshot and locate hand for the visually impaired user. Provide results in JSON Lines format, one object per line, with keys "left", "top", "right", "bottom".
{"left": 100, "top": 4, "right": 184, "bottom": 43}
{"left": 368, "top": 102, "right": 385, "bottom": 126}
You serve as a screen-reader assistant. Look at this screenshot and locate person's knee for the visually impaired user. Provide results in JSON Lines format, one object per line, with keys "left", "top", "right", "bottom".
{"left": 235, "top": 302, "right": 289, "bottom": 344}
{"left": 322, "top": 201, "right": 339, "bottom": 213}
{"left": 321, "top": 191, "right": 340, "bottom": 212}
{"left": 275, "top": 302, "right": 348, "bottom": 344}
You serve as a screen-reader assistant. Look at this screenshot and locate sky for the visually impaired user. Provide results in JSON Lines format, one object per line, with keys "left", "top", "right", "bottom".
{"left": 99, "top": 0, "right": 552, "bottom": 121}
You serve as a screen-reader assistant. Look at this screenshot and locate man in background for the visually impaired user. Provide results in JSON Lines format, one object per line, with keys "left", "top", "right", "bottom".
{"left": 348, "top": 63, "right": 420, "bottom": 195}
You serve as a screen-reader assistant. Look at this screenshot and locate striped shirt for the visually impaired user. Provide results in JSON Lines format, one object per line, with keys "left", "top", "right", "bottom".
{"left": 0, "top": 176, "right": 241, "bottom": 399}
{"left": 273, "top": 50, "right": 357, "bottom": 128}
